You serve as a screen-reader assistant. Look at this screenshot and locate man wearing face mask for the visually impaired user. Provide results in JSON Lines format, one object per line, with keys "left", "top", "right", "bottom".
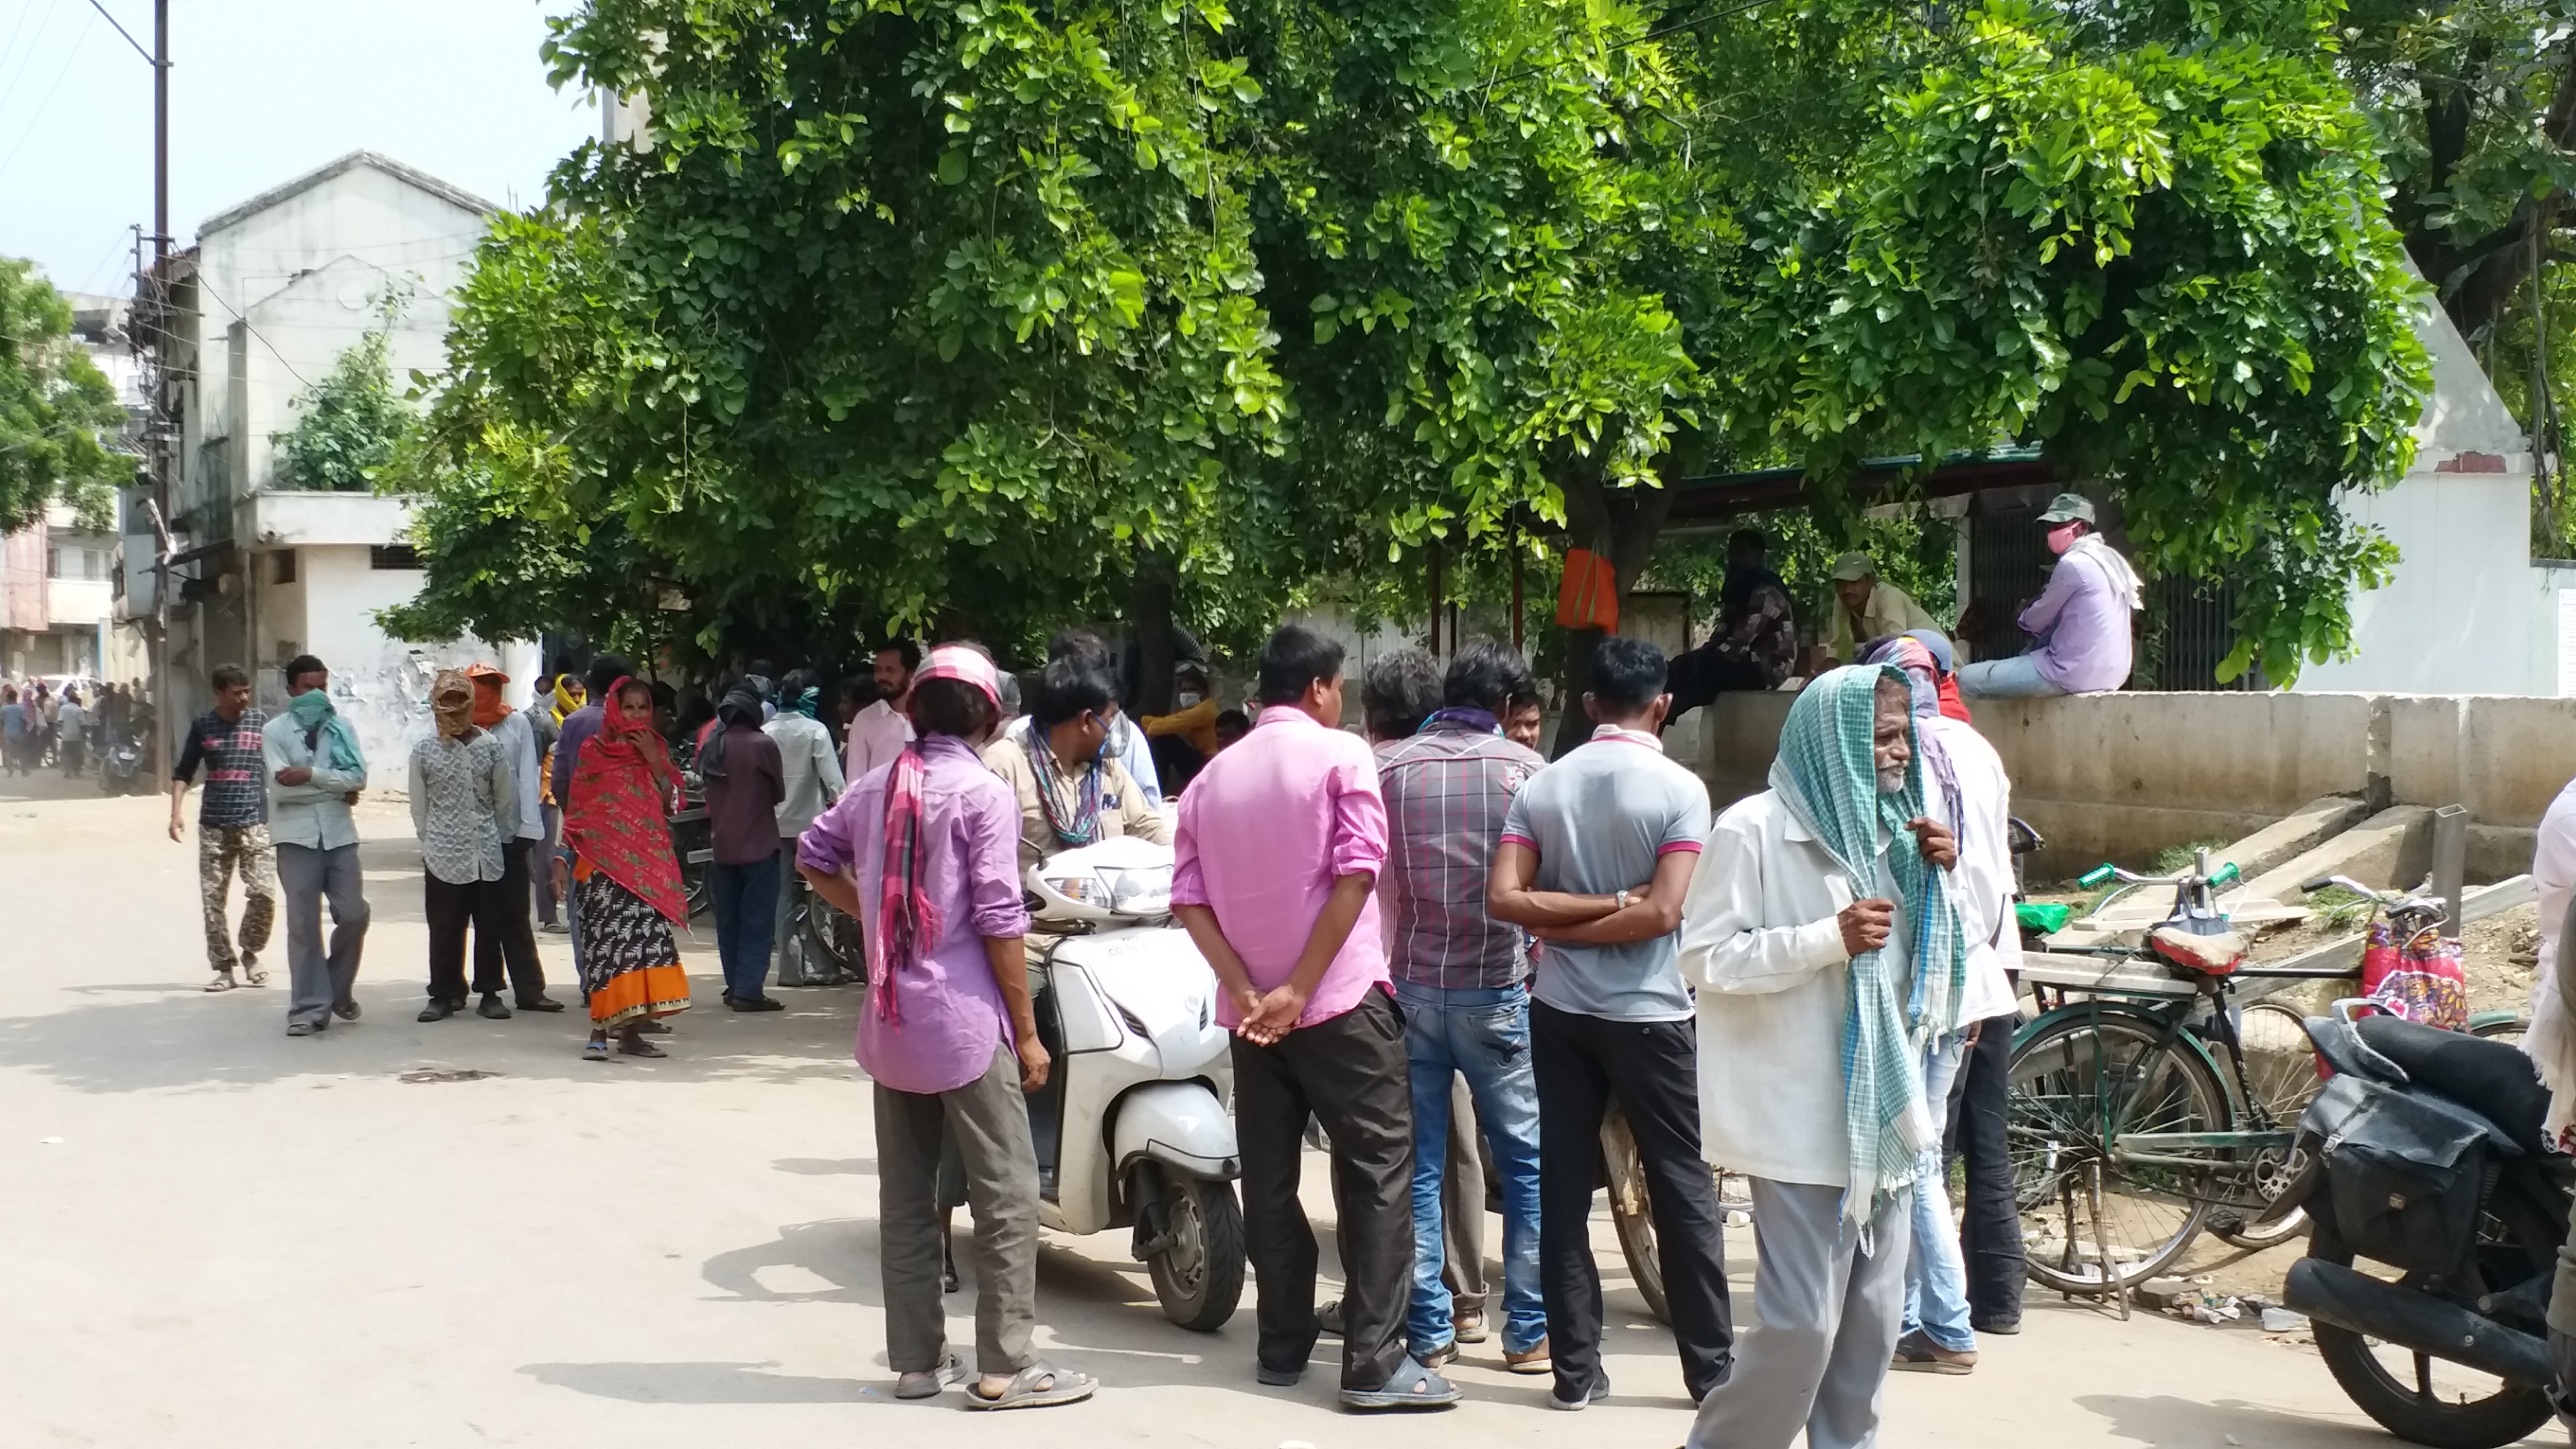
{"left": 1957, "top": 494, "right": 2141, "bottom": 698}
{"left": 1140, "top": 664, "right": 1220, "bottom": 792}
{"left": 986, "top": 657, "right": 1169, "bottom": 873}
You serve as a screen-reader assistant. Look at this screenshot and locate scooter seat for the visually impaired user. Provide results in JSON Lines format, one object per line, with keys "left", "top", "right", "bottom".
{"left": 2354, "top": 1015, "right": 2550, "bottom": 1156}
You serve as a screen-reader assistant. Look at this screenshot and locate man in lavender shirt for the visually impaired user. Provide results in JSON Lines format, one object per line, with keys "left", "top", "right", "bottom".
{"left": 1958, "top": 494, "right": 2142, "bottom": 697}
{"left": 1172, "top": 623, "right": 1459, "bottom": 1412}
{"left": 797, "top": 644, "right": 1096, "bottom": 1411}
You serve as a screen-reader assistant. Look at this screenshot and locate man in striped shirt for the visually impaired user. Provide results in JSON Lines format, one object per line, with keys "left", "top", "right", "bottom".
{"left": 169, "top": 664, "right": 277, "bottom": 992}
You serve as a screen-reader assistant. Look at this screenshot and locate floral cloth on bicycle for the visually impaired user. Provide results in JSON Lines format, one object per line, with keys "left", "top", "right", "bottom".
{"left": 2359, "top": 920, "right": 2468, "bottom": 1031}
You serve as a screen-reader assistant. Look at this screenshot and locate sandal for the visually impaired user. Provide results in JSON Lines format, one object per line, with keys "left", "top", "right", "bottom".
{"left": 203, "top": 971, "right": 236, "bottom": 993}
{"left": 617, "top": 1038, "right": 667, "bottom": 1058}
{"left": 582, "top": 1040, "right": 610, "bottom": 1062}
{"left": 1339, "top": 1357, "right": 1461, "bottom": 1413}
{"left": 895, "top": 1352, "right": 966, "bottom": 1401}
{"left": 964, "top": 1361, "right": 1097, "bottom": 1411}
{"left": 240, "top": 958, "right": 269, "bottom": 987}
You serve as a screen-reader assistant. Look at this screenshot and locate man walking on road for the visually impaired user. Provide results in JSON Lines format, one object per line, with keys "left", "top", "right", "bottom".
{"left": 55, "top": 688, "right": 88, "bottom": 777}
{"left": 1678, "top": 665, "right": 1964, "bottom": 1449}
{"left": 410, "top": 671, "right": 522, "bottom": 1022}
{"left": 1485, "top": 636, "right": 1730, "bottom": 1410}
{"left": 1172, "top": 624, "right": 1457, "bottom": 1412}
{"left": 467, "top": 664, "right": 561, "bottom": 1013}
{"left": 700, "top": 678, "right": 785, "bottom": 1010}
{"left": 265, "top": 655, "right": 370, "bottom": 1036}
{"left": 169, "top": 664, "right": 277, "bottom": 992}
{"left": 1377, "top": 641, "right": 1552, "bottom": 1377}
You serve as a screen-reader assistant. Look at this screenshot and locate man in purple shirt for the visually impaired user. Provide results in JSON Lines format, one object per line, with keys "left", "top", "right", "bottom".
{"left": 1958, "top": 494, "right": 2141, "bottom": 697}
{"left": 1172, "top": 623, "right": 1460, "bottom": 1412}
{"left": 797, "top": 644, "right": 1095, "bottom": 1412}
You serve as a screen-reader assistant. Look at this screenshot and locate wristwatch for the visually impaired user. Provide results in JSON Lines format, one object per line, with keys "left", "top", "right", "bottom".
{"left": 1615, "top": 888, "right": 1631, "bottom": 910}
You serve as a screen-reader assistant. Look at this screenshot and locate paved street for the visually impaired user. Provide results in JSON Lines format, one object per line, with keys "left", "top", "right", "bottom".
{"left": 0, "top": 773, "right": 2542, "bottom": 1449}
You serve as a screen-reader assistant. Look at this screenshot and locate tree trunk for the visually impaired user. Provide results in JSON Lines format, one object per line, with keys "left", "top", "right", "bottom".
{"left": 1131, "top": 548, "right": 1177, "bottom": 716}
{"left": 1546, "top": 473, "right": 1674, "bottom": 760}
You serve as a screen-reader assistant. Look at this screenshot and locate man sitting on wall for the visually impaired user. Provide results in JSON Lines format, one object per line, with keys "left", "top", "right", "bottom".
{"left": 1817, "top": 553, "right": 1942, "bottom": 670}
{"left": 1957, "top": 494, "right": 2141, "bottom": 699}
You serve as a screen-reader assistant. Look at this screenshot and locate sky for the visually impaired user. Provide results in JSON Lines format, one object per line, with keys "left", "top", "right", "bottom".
{"left": 0, "top": 0, "right": 600, "bottom": 297}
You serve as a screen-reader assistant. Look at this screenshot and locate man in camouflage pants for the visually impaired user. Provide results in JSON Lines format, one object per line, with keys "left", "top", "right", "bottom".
{"left": 169, "top": 664, "right": 278, "bottom": 991}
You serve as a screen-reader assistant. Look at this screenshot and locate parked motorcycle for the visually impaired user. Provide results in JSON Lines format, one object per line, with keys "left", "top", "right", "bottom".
{"left": 1023, "top": 835, "right": 1245, "bottom": 1331}
{"left": 2275, "top": 999, "right": 2568, "bottom": 1449}
{"left": 96, "top": 726, "right": 149, "bottom": 797}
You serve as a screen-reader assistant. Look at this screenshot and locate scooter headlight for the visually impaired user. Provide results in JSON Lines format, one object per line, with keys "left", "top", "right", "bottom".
{"left": 1041, "top": 872, "right": 1111, "bottom": 906}
{"left": 1103, "top": 866, "right": 1172, "bottom": 913}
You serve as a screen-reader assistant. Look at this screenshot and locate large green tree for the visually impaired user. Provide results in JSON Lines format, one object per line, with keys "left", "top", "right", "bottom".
{"left": 0, "top": 258, "right": 125, "bottom": 533}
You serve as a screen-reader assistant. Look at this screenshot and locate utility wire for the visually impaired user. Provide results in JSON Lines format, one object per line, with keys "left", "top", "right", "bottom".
{"left": 192, "top": 274, "right": 316, "bottom": 393}
{"left": 80, "top": 0, "right": 153, "bottom": 67}
{"left": 0, "top": 7, "right": 94, "bottom": 182}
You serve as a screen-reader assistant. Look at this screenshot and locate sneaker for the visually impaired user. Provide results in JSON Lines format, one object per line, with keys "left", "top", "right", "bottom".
{"left": 1504, "top": 1336, "right": 1552, "bottom": 1375}
{"left": 1550, "top": 1371, "right": 1609, "bottom": 1412}
{"left": 418, "top": 999, "right": 457, "bottom": 1023}
{"left": 1890, "top": 1328, "right": 1977, "bottom": 1374}
{"left": 285, "top": 1020, "right": 319, "bottom": 1037}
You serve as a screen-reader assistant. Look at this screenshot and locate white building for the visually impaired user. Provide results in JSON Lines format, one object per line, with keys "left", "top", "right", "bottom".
{"left": 1, "top": 293, "right": 145, "bottom": 684}
{"left": 141, "top": 150, "right": 536, "bottom": 763}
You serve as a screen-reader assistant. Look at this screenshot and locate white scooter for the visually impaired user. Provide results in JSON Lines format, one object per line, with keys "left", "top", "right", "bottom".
{"left": 1024, "top": 834, "right": 1245, "bottom": 1330}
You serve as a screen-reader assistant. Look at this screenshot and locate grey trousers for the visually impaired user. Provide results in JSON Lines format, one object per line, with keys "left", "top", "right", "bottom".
{"left": 1442, "top": 1075, "right": 1489, "bottom": 1312}
{"left": 274, "top": 842, "right": 369, "bottom": 1027}
{"left": 876, "top": 1041, "right": 1039, "bottom": 1376}
{"left": 1687, "top": 1178, "right": 1912, "bottom": 1449}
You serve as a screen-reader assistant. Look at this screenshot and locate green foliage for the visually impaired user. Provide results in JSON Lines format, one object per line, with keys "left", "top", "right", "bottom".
{"left": 0, "top": 257, "right": 125, "bottom": 532}
{"left": 1645, "top": 509, "right": 1959, "bottom": 639}
{"left": 280, "top": 328, "right": 413, "bottom": 493}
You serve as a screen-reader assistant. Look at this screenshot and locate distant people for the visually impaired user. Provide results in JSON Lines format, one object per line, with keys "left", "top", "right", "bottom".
{"left": 466, "top": 664, "right": 559, "bottom": 1012}
{"left": 1819, "top": 552, "right": 1941, "bottom": 669}
{"left": 1140, "top": 662, "right": 1220, "bottom": 792}
{"left": 169, "top": 664, "right": 277, "bottom": 991}
{"left": 699, "top": 678, "right": 787, "bottom": 1010}
{"left": 1173, "top": 623, "right": 1459, "bottom": 1410}
{"left": 766, "top": 668, "right": 847, "bottom": 986}
{"left": 1049, "top": 630, "right": 1164, "bottom": 808}
{"left": 558, "top": 676, "right": 694, "bottom": 1059}
{"left": 1, "top": 685, "right": 29, "bottom": 775}
{"left": 1957, "top": 494, "right": 2141, "bottom": 698}
{"left": 1862, "top": 636, "right": 2019, "bottom": 1371}
{"left": 846, "top": 641, "right": 920, "bottom": 783}
{"left": 1378, "top": 642, "right": 1553, "bottom": 1377}
{"left": 1212, "top": 708, "right": 1251, "bottom": 752}
{"left": 796, "top": 645, "right": 1098, "bottom": 1410}
{"left": 1486, "top": 635, "right": 1729, "bottom": 1410}
{"left": 533, "top": 673, "right": 577, "bottom": 933}
{"left": 265, "top": 655, "right": 370, "bottom": 1037}
{"left": 54, "top": 688, "right": 87, "bottom": 776}
{"left": 1668, "top": 528, "right": 1800, "bottom": 719}
{"left": 986, "top": 656, "right": 1167, "bottom": 873}
{"left": 1503, "top": 693, "right": 1545, "bottom": 752}
{"left": 1679, "top": 666, "right": 1962, "bottom": 1449}
{"left": 410, "top": 671, "right": 522, "bottom": 1022}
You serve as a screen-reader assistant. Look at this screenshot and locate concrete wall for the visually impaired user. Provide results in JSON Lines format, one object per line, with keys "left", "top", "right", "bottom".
{"left": 1697, "top": 688, "right": 2575, "bottom": 882}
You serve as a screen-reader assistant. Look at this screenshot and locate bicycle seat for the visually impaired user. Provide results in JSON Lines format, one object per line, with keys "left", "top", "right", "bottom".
{"left": 2148, "top": 924, "right": 2247, "bottom": 976}
{"left": 2354, "top": 1015, "right": 2549, "bottom": 1156}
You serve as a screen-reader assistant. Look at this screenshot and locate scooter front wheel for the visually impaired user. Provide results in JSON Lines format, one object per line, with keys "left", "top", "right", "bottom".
{"left": 1147, "top": 1171, "right": 1245, "bottom": 1332}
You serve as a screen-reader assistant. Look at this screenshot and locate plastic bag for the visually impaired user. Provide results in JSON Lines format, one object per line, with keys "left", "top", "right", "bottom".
{"left": 2358, "top": 920, "right": 2468, "bottom": 1031}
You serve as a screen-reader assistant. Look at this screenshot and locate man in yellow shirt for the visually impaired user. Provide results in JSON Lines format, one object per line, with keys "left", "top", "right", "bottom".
{"left": 1820, "top": 552, "right": 1942, "bottom": 666}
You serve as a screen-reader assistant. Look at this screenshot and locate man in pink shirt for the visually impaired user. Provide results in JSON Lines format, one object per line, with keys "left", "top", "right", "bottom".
{"left": 843, "top": 640, "right": 919, "bottom": 784}
{"left": 1173, "top": 624, "right": 1459, "bottom": 1412}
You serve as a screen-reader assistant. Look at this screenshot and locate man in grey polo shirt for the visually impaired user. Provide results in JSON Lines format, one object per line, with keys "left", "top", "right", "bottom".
{"left": 1486, "top": 636, "right": 1731, "bottom": 1411}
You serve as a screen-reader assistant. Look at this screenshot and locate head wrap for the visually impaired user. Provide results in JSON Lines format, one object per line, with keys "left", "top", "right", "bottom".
{"left": 1768, "top": 665, "right": 1966, "bottom": 1225}
{"left": 869, "top": 645, "right": 1001, "bottom": 1024}
{"left": 695, "top": 681, "right": 767, "bottom": 780}
{"left": 1861, "top": 636, "right": 1964, "bottom": 831}
{"left": 286, "top": 686, "right": 365, "bottom": 772}
{"left": 563, "top": 678, "right": 687, "bottom": 924}
{"left": 551, "top": 675, "right": 585, "bottom": 724}
{"left": 783, "top": 686, "right": 822, "bottom": 720}
{"left": 465, "top": 662, "right": 511, "bottom": 729}
{"left": 431, "top": 670, "right": 476, "bottom": 741}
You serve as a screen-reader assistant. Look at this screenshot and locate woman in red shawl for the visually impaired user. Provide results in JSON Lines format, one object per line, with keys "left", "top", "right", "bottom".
{"left": 553, "top": 677, "right": 693, "bottom": 1059}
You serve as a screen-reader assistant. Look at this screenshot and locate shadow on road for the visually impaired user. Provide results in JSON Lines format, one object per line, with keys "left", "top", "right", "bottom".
{"left": 2076, "top": 1393, "right": 2393, "bottom": 1447}
{"left": 517, "top": 1361, "right": 885, "bottom": 1404}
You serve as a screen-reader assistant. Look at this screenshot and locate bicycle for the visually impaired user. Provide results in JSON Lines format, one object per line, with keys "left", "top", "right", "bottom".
{"left": 2007, "top": 850, "right": 2365, "bottom": 1298}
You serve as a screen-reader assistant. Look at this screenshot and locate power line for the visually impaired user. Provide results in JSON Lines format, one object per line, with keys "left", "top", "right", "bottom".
{"left": 0, "top": 7, "right": 94, "bottom": 183}
{"left": 80, "top": 0, "right": 151, "bottom": 67}
{"left": 192, "top": 273, "right": 316, "bottom": 393}
{"left": 0, "top": 0, "right": 64, "bottom": 123}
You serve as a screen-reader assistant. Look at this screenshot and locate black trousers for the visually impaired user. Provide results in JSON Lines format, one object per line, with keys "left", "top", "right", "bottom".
{"left": 1953, "top": 1011, "right": 2025, "bottom": 1325}
{"left": 1533, "top": 1000, "right": 1733, "bottom": 1402}
{"left": 476, "top": 840, "right": 548, "bottom": 1002}
{"left": 1232, "top": 988, "right": 1414, "bottom": 1390}
{"left": 1664, "top": 646, "right": 1771, "bottom": 721}
{"left": 424, "top": 871, "right": 502, "bottom": 1005}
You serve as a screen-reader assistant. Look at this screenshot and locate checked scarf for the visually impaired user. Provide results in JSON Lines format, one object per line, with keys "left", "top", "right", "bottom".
{"left": 1768, "top": 665, "right": 1967, "bottom": 1225}
{"left": 869, "top": 739, "right": 940, "bottom": 1026}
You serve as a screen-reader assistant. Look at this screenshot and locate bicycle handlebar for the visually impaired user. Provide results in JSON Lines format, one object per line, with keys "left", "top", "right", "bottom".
{"left": 2078, "top": 860, "right": 2241, "bottom": 891}
{"left": 2302, "top": 875, "right": 2444, "bottom": 913}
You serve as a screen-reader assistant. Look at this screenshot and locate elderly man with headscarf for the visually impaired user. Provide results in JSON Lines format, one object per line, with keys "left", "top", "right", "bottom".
{"left": 410, "top": 670, "right": 522, "bottom": 1022}
{"left": 1677, "top": 665, "right": 1963, "bottom": 1449}
{"left": 1860, "top": 635, "right": 2023, "bottom": 1367}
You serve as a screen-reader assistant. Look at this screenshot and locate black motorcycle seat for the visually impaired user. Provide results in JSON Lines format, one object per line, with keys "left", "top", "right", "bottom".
{"left": 2354, "top": 1015, "right": 2550, "bottom": 1156}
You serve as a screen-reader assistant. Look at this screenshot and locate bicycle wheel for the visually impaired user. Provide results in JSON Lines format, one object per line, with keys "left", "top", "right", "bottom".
{"left": 2009, "top": 1005, "right": 2231, "bottom": 1293}
{"left": 2467, "top": 1012, "right": 2530, "bottom": 1046}
{"left": 2208, "top": 1001, "right": 2319, "bottom": 1249}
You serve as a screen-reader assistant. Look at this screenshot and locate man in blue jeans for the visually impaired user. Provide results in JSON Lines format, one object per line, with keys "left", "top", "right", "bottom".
{"left": 1376, "top": 642, "right": 1552, "bottom": 1376}
{"left": 699, "top": 677, "right": 787, "bottom": 1009}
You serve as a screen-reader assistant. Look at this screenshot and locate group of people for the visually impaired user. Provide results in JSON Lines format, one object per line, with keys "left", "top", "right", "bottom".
{"left": 2, "top": 678, "right": 145, "bottom": 777}
{"left": 1665, "top": 493, "right": 2142, "bottom": 723}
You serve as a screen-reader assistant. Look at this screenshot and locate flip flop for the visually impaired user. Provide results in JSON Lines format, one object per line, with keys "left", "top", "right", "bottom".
{"left": 1339, "top": 1357, "right": 1461, "bottom": 1413}
{"left": 963, "top": 1361, "right": 1096, "bottom": 1411}
{"left": 617, "top": 1038, "right": 667, "bottom": 1058}
{"left": 581, "top": 1040, "right": 610, "bottom": 1062}
{"left": 895, "top": 1352, "right": 966, "bottom": 1401}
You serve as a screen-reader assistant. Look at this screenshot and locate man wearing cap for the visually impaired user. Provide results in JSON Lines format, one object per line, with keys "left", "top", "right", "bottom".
{"left": 1957, "top": 494, "right": 2142, "bottom": 698}
{"left": 467, "top": 663, "right": 564, "bottom": 1012}
{"left": 1820, "top": 553, "right": 1942, "bottom": 668}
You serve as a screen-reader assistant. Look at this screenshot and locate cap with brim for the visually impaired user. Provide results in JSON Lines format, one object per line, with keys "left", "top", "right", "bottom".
{"left": 1828, "top": 551, "right": 1877, "bottom": 582}
{"left": 2036, "top": 493, "right": 2096, "bottom": 525}
{"left": 916, "top": 645, "right": 1002, "bottom": 713}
